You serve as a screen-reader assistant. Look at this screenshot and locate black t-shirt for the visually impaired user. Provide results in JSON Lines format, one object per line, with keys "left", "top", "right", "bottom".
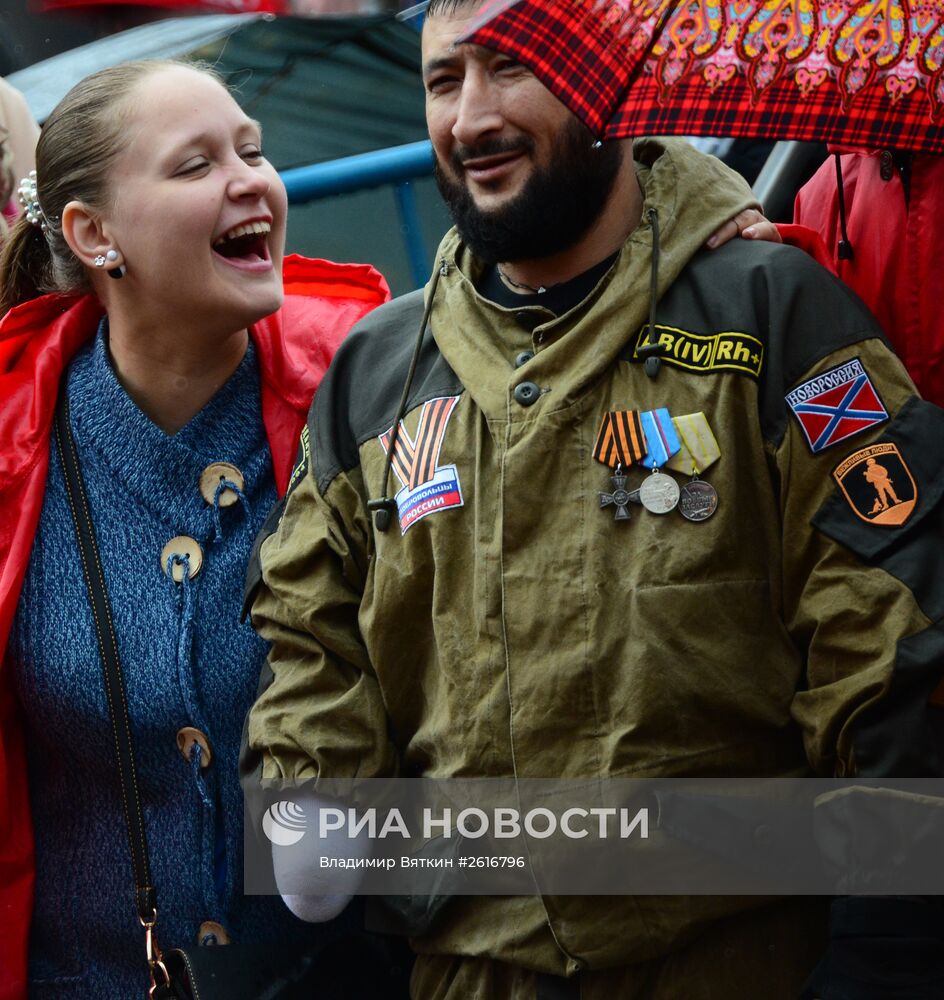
{"left": 477, "top": 251, "right": 620, "bottom": 318}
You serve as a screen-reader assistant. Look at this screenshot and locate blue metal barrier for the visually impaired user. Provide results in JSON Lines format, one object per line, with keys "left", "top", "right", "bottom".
{"left": 280, "top": 140, "right": 435, "bottom": 288}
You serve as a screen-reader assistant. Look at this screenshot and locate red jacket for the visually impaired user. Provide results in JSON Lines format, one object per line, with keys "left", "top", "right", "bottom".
{"left": 0, "top": 254, "right": 389, "bottom": 999}
{"left": 790, "top": 150, "right": 944, "bottom": 407}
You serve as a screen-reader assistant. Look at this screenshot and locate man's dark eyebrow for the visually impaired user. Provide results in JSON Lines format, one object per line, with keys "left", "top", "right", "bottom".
{"left": 422, "top": 54, "right": 462, "bottom": 78}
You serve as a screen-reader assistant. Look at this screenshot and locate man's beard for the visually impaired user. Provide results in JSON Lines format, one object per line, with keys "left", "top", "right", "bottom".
{"left": 434, "top": 118, "right": 624, "bottom": 265}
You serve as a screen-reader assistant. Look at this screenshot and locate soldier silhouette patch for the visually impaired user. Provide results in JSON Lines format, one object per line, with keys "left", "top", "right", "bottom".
{"left": 833, "top": 443, "right": 917, "bottom": 527}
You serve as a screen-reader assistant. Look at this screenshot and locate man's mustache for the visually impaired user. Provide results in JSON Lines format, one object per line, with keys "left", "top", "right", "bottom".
{"left": 451, "top": 137, "right": 535, "bottom": 171}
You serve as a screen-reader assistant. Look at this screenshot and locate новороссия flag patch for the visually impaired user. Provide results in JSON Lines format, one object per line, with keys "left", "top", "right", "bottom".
{"left": 786, "top": 358, "right": 888, "bottom": 454}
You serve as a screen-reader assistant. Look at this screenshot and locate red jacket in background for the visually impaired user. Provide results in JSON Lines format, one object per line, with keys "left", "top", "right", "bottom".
{"left": 0, "top": 254, "right": 389, "bottom": 999}
{"left": 791, "top": 150, "right": 944, "bottom": 407}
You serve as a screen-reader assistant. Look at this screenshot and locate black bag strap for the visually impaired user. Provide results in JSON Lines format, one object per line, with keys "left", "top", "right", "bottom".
{"left": 54, "top": 389, "right": 172, "bottom": 995}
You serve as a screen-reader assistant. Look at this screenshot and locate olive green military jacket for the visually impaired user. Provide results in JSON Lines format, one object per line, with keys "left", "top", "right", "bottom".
{"left": 245, "top": 139, "right": 944, "bottom": 972}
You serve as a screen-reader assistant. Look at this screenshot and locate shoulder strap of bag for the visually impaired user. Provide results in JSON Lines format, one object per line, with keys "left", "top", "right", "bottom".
{"left": 54, "top": 389, "right": 173, "bottom": 997}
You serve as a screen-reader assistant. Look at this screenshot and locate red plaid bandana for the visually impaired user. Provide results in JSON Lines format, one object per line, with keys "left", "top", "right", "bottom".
{"left": 467, "top": 0, "right": 668, "bottom": 135}
{"left": 464, "top": 1, "right": 944, "bottom": 155}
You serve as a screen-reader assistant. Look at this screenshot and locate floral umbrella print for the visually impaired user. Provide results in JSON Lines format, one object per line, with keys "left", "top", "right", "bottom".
{"left": 462, "top": 1, "right": 944, "bottom": 154}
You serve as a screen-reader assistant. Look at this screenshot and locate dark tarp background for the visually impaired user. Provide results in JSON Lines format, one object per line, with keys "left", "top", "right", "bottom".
{"left": 4, "top": 11, "right": 450, "bottom": 293}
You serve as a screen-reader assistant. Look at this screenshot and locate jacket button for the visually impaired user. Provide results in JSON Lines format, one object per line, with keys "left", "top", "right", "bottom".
{"left": 197, "top": 920, "right": 230, "bottom": 946}
{"left": 177, "top": 727, "right": 213, "bottom": 768}
{"left": 199, "top": 462, "right": 245, "bottom": 507}
{"left": 513, "top": 381, "right": 540, "bottom": 406}
{"left": 514, "top": 351, "right": 535, "bottom": 369}
{"left": 161, "top": 536, "right": 203, "bottom": 582}
{"left": 879, "top": 149, "right": 894, "bottom": 181}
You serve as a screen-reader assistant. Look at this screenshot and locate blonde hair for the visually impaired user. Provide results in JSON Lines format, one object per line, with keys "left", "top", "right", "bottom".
{"left": 0, "top": 59, "right": 224, "bottom": 315}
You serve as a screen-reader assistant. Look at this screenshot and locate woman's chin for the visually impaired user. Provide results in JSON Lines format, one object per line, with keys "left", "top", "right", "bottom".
{"left": 244, "top": 286, "right": 286, "bottom": 326}
{"left": 225, "top": 268, "right": 285, "bottom": 326}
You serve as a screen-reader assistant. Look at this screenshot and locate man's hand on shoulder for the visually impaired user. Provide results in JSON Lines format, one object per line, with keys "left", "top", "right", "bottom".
{"left": 706, "top": 207, "right": 781, "bottom": 249}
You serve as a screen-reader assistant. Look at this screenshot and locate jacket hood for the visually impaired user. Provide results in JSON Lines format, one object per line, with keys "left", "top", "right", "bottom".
{"left": 427, "top": 137, "right": 758, "bottom": 419}
{"left": 631, "top": 135, "right": 760, "bottom": 288}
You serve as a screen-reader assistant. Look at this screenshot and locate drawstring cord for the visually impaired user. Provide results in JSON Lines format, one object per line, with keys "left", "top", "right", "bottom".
{"left": 647, "top": 207, "right": 660, "bottom": 348}
{"left": 188, "top": 742, "right": 214, "bottom": 810}
{"left": 369, "top": 258, "right": 446, "bottom": 533}
{"left": 211, "top": 477, "right": 251, "bottom": 544}
{"left": 166, "top": 552, "right": 215, "bottom": 812}
{"left": 636, "top": 207, "right": 664, "bottom": 379}
{"left": 834, "top": 153, "right": 854, "bottom": 261}
{"left": 165, "top": 544, "right": 227, "bottom": 910}
{"left": 166, "top": 553, "right": 208, "bottom": 735}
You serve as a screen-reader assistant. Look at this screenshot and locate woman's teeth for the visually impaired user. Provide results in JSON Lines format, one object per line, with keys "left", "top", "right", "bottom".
{"left": 213, "top": 220, "right": 271, "bottom": 248}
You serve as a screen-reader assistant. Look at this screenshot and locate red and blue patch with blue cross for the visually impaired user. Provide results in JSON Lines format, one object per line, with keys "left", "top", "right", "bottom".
{"left": 785, "top": 357, "right": 888, "bottom": 454}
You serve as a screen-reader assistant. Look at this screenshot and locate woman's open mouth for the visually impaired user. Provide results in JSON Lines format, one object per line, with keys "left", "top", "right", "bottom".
{"left": 212, "top": 219, "right": 273, "bottom": 271}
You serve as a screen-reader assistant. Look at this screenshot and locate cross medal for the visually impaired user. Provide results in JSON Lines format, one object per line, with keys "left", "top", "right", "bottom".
{"left": 599, "top": 466, "right": 640, "bottom": 521}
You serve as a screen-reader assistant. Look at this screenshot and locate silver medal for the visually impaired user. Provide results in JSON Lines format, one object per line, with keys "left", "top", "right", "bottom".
{"left": 678, "top": 478, "right": 719, "bottom": 522}
{"left": 638, "top": 470, "right": 680, "bottom": 514}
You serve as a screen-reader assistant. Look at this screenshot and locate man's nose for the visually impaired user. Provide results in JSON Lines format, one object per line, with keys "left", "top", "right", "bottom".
{"left": 451, "top": 74, "right": 504, "bottom": 148}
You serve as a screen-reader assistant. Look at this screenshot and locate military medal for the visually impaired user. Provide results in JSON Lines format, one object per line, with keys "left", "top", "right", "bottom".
{"left": 599, "top": 466, "right": 636, "bottom": 521}
{"left": 667, "top": 412, "right": 721, "bottom": 523}
{"left": 593, "top": 411, "right": 647, "bottom": 521}
{"left": 678, "top": 479, "right": 718, "bottom": 521}
{"left": 638, "top": 408, "right": 682, "bottom": 514}
{"left": 639, "top": 470, "right": 680, "bottom": 514}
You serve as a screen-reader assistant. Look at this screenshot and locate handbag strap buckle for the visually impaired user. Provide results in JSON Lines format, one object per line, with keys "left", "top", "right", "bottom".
{"left": 141, "top": 908, "right": 171, "bottom": 997}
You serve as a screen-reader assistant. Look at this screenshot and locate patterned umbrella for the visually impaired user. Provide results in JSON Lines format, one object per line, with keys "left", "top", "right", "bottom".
{"left": 463, "top": 1, "right": 944, "bottom": 154}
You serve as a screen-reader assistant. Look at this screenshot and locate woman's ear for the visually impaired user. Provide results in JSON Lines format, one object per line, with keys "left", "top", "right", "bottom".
{"left": 61, "top": 199, "right": 112, "bottom": 267}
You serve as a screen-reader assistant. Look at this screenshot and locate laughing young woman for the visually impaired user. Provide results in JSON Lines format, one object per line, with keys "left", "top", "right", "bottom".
{"left": 0, "top": 61, "right": 388, "bottom": 998}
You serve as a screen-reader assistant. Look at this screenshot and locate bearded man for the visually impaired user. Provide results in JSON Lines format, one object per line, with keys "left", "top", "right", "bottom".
{"left": 243, "top": 2, "right": 944, "bottom": 997}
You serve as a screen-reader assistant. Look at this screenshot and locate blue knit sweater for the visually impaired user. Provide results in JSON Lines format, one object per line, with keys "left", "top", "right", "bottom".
{"left": 9, "top": 326, "right": 347, "bottom": 997}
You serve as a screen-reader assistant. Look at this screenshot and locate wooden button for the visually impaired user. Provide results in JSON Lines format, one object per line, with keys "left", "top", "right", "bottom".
{"left": 199, "top": 462, "right": 245, "bottom": 507}
{"left": 176, "top": 727, "right": 212, "bottom": 768}
{"left": 197, "top": 920, "right": 229, "bottom": 946}
{"left": 161, "top": 536, "right": 203, "bottom": 582}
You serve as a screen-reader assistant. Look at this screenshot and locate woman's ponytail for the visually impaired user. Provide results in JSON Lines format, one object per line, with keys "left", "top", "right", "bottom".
{"left": 0, "top": 212, "right": 54, "bottom": 315}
